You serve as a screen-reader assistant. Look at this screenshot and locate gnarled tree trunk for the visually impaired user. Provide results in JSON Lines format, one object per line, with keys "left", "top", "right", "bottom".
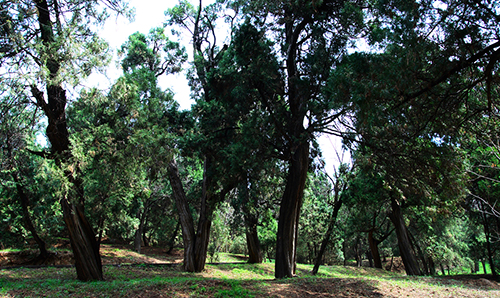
{"left": 32, "top": 0, "right": 103, "bottom": 281}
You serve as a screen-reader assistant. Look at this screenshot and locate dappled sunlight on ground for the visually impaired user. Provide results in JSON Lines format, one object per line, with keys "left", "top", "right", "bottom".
{"left": 1, "top": 244, "right": 499, "bottom": 297}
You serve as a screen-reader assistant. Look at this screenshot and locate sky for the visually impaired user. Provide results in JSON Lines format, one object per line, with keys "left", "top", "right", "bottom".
{"left": 91, "top": 0, "right": 350, "bottom": 177}
{"left": 86, "top": 0, "right": 193, "bottom": 110}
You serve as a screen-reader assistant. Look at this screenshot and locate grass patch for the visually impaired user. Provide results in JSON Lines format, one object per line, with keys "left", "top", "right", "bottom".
{"left": 1, "top": 246, "right": 499, "bottom": 297}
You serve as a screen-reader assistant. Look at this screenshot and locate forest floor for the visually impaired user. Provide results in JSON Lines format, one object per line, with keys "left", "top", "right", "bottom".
{"left": 1, "top": 243, "right": 499, "bottom": 297}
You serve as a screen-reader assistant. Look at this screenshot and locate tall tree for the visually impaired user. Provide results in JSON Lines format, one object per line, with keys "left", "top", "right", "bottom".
{"left": 0, "top": 0, "right": 128, "bottom": 281}
{"left": 211, "top": 0, "right": 365, "bottom": 278}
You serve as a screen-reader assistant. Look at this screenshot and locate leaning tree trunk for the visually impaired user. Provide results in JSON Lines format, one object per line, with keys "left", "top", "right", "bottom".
{"left": 312, "top": 197, "right": 342, "bottom": 274}
{"left": 32, "top": 0, "right": 103, "bottom": 281}
{"left": 275, "top": 141, "right": 309, "bottom": 278}
{"left": 167, "top": 159, "right": 196, "bottom": 271}
{"left": 12, "top": 172, "right": 48, "bottom": 259}
{"left": 167, "top": 221, "right": 181, "bottom": 255}
{"left": 167, "top": 158, "right": 219, "bottom": 272}
{"left": 62, "top": 198, "right": 103, "bottom": 281}
{"left": 389, "top": 197, "right": 421, "bottom": 276}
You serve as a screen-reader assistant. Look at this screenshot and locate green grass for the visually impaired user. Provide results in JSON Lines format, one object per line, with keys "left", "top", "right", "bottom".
{"left": 1, "top": 252, "right": 499, "bottom": 297}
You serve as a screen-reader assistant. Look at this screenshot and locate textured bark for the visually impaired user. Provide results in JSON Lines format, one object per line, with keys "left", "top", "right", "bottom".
{"left": 389, "top": 197, "right": 421, "bottom": 276}
{"left": 167, "top": 158, "right": 218, "bottom": 272}
{"left": 275, "top": 142, "right": 309, "bottom": 278}
{"left": 411, "top": 232, "right": 429, "bottom": 275}
{"left": 33, "top": 0, "right": 103, "bottom": 281}
{"left": 61, "top": 199, "right": 103, "bottom": 281}
{"left": 167, "top": 221, "right": 180, "bottom": 255}
{"left": 167, "top": 159, "right": 196, "bottom": 271}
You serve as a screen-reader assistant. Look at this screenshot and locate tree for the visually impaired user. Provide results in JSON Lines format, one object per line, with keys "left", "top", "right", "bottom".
{"left": 68, "top": 27, "right": 187, "bottom": 254}
{"left": 310, "top": 162, "right": 352, "bottom": 275}
{"left": 0, "top": 87, "right": 49, "bottom": 259}
{"left": 200, "top": 0, "right": 366, "bottom": 278}
{"left": 325, "top": 0, "right": 500, "bottom": 274}
{"left": 0, "top": 0, "right": 129, "bottom": 280}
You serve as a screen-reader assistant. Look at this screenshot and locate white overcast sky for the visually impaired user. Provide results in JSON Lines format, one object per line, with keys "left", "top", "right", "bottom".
{"left": 91, "top": 0, "right": 350, "bottom": 177}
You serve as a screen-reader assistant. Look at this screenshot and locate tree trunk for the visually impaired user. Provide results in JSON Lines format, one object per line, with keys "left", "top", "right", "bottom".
{"left": 167, "top": 220, "right": 180, "bottom": 255}
{"left": 367, "top": 249, "right": 373, "bottom": 267}
{"left": 61, "top": 198, "right": 103, "bottom": 281}
{"left": 389, "top": 197, "right": 421, "bottom": 276}
{"left": 411, "top": 234, "right": 429, "bottom": 275}
{"left": 343, "top": 241, "right": 347, "bottom": 266}
{"left": 97, "top": 216, "right": 105, "bottom": 245}
{"left": 275, "top": 142, "right": 309, "bottom": 278}
{"left": 32, "top": 0, "right": 103, "bottom": 281}
{"left": 241, "top": 179, "right": 263, "bottom": 264}
{"left": 12, "top": 173, "right": 48, "bottom": 259}
{"left": 245, "top": 223, "right": 263, "bottom": 263}
{"left": 312, "top": 197, "right": 342, "bottom": 274}
{"left": 167, "top": 158, "right": 219, "bottom": 272}
{"left": 134, "top": 206, "right": 147, "bottom": 254}
{"left": 167, "top": 159, "right": 196, "bottom": 271}
{"left": 367, "top": 230, "right": 382, "bottom": 269}
{"left": 481, "top": 203, "right": 497, "bottom": 276}
{"left": 428, "top": 256, "right": 436, "bottom": 275}
{"left": 355, "top": 239, "right": 362, "bottom": 267}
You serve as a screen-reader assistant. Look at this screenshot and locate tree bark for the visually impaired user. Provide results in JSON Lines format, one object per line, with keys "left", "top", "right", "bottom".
{"left": 275, "top": 142, "right": 309, "bottom": 278}
{"left": 367, "top": 230, "right": 382, "bottom": 269}
{"left": 167, "top": 221, "right": 180, "bottom": 255}
{"left": 242, "top": 179, "right": 263, "bottom": 264}
{"left": 167, "top": 158, "right": 220, "bottom": 272}
{"left": 245, "top": 221, "right": 263, "bottom": 263}
{"left": 12, "top": 173, "right": 48, "bottom": 259}
{"left": 312, "top": 197, "right": 342, "bottom": 274}
{"left": 134, "top": 216, "right": 144, "bottom": 254}
{"left": 428, "top": 256, "right": 436, "bottom": 275}
{"left": 33, "top": 0, "right": 103, "bottom": 281}
{"left": 167, "top": 159, "right": 196, "bottom": 271}
{"left": 389, "top": 197, "right": 421, "bottom": 276}
{"left": 61, "top": 198, "right": 103, "bottom": 281}
{"left": 410, "top": 232, "right": 429, "bottom": 275}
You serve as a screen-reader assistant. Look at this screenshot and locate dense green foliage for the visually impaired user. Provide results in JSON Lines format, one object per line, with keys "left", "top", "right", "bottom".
{"left": 1, "top": 0, "right": 499, "bottom": 280}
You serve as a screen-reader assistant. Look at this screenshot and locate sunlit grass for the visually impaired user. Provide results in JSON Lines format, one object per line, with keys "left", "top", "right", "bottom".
{"left": 1, "top": 249, "right": 498, "bottom": 297}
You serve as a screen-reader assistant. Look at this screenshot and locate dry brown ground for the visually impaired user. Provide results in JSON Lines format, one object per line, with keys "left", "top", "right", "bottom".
{"left": 0, "top": 243, "right": 183, "bottom": 267}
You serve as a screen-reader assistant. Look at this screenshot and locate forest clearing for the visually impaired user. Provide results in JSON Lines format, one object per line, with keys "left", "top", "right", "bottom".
{"left": 1, "top": 0, "right": 500, "bottom": 292}
{"left": 1, "top": 243, "right": 499, "bottom": 297}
